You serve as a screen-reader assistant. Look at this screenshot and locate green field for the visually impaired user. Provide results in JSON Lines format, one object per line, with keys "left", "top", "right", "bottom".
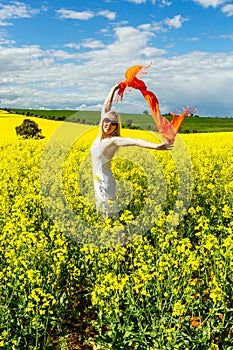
{"left": 8, "top": 108, "right": 233, "bottom": 133}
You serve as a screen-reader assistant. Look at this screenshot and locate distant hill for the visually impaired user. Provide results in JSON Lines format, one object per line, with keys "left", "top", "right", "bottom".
{"left": 2, "top": 108, "right": 233, "bottom": 133}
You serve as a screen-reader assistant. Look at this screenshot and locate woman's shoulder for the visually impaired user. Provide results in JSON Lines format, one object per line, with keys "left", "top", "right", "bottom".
{"left": 92, "top": 136, "right": 101, "bottom": 145}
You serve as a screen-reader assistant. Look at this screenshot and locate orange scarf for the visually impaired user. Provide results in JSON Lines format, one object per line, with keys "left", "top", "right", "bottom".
{"left": 116, "top": 64, "right": 194, "bottom": 143}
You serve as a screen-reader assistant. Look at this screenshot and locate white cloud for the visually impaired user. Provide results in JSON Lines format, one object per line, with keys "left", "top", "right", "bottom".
{"left": 138, "top": 16, "right": 189, "bottom": 33}
{"left": 56, "top": 8, "right": 116, "bottom": 21}
{"left": 159, "top": 0, "right": 172, "bottom": 6}
{"left": 65, "top": 39, "right": 105, "bottom": 50}
{"left": 218, "top": 33, "right": 233, "bottom": 40}
{"left": 0, "top": 37, "right": 15, "bottom": 45}
{"left": 82, "top": 39, "right": 105, "bottom": 49}
{"left": 78, "top": 103, "right": 102, "bottom": 111}
{"left": 163, "top": 14, "right": 188, "bottom": 28}
{"left": 0, "top": 2, "right": 40, "bottom": 26}
{"left": 126, "top": 0, "right": 147, "bottom": 3}
{"left": 191, "top": 0, "right": 228, "bottom": 8}
{"left": 138, "top": 22, "right": 167, "bottom": 32}
{"left": 140, "top": 46, "right": 167, "bottom": 56}
{"left": 49, "top": 49, "right": 76, "bottom": 61}
{"left": 0, "top": 29, "right": 15, "bottom": 45}
{"left": 56, "top": 9, "right": 94, "bottom": 20}
{"left": 221, "top": 4, "right": 233, "bottom": 16}
{"left": 0, "top": 20, "right": 13, "bottom": 27}
{"left": 65, "top": 42, "right": 81, "bottom": 50}
{"left": 138, "top": 23, "right": 152, "bottom": 31}
{"left": 108, "top": 26, "right": 154, "bottom": 58}
{"left": 181, "top": 37, "right": 200, "bottom": 42}
{"left": 97, "top": 10, "right": 116, "bottom": 20}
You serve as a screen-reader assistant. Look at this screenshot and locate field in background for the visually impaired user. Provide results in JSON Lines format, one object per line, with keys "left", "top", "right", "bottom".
{"left": 7, "top": 108, "right": 233, "bottom": 133}
{"left": 0, "top": 110, "right": 94, "bottom": 141}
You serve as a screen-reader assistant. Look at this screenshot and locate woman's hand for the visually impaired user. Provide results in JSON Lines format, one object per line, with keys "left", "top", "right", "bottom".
{"left": 114, "top": 82, "right": 121, "bottom": 90}
{"left": 156, "top": 142, "right": 173, "bottom": 150}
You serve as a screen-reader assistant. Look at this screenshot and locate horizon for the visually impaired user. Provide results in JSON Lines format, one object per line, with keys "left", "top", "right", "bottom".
{"left": 2, "top": 106, "right": 233, "bottom": 119}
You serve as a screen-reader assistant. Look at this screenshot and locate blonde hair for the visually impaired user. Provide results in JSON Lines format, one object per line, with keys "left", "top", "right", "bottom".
{"left": 100, "top": 111, "right": 121, "bottom": 140}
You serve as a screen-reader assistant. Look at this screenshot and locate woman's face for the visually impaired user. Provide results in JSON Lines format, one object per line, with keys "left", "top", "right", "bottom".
{"left": 103, "top": 118, "right": 117, "bottom": 136}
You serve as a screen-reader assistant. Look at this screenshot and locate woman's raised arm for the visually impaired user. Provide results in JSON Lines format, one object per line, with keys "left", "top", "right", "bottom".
{"left": 101, "top": 83, "right": 120, "bottom": 120}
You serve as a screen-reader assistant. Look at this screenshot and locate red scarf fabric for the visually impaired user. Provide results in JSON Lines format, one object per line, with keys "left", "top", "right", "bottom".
{"left": 116, "top": 64, "right": 194, "bottom": 144}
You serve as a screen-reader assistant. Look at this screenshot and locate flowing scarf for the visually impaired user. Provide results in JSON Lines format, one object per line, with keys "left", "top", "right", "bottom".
{"left": 116, "top": 63, "right": 194, "bottom": 144}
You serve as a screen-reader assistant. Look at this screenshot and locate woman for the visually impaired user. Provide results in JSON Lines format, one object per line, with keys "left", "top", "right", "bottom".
{"left": 91, "top": 83, "right": 171, "bottom": 217}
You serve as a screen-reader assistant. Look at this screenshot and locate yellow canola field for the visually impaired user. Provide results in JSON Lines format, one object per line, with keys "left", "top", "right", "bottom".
{"left": 0, "top": 112, "right": 233, "bottom": 349}
{"left": 0, "top": 110, "right": 95, "bottom": 141}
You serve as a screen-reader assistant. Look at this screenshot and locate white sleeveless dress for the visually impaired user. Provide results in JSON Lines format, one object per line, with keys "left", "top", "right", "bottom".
{"left": 91, "top": 138, "right": 118, "bottom": 216}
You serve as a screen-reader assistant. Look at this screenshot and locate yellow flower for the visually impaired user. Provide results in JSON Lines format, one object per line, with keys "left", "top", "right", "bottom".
{"left": 172, "top": 301, "right": 186, "bottom": 317}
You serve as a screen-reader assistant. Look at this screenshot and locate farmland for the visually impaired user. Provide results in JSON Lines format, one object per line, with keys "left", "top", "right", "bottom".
{"left": 6, "top": 108, "right": 233, "bottom": 133}
{"left": 0, "top": 110, "right": 233, "bottom": 349}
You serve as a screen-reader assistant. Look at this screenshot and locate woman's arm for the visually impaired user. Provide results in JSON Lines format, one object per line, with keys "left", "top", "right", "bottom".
{"left": 99, "top": 137, "right": 172, "bottom": 159}
{"left": 112, "top": 137, "right": 172, "bottom": 150}
{"left": 101, "top": 83, "right": 120, "bottom": 120}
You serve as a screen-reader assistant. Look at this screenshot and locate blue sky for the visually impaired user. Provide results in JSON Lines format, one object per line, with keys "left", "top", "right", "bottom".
{"left": 0, "top": 0, "right": 233, "bottom": 116}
